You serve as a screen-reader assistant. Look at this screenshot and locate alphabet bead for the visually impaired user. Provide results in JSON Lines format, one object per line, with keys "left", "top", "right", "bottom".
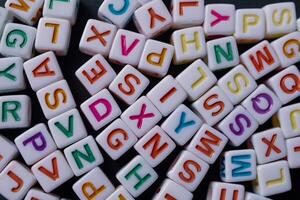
{"left": 207, "top": 182, "right": 245, "bottom": 200}
{"left": 81, "top": 89, "right": 121, "bottom": 131}
{"left": 245, "top": 192, "right": 272, "bottom": 200}
{"left": 0, "top": 7, "right": 13, "bottom": 37}
{"left": 0, "top": 136, "right": 18, "bottom": 172}
{"left": 106, "top": 186, "right": 134, "bottom": 200}
{"left": 24, "top": 188, "right": 59, "bottom": 200}
{"left": 286, "top": 136, "right": 300, "bottom": 169}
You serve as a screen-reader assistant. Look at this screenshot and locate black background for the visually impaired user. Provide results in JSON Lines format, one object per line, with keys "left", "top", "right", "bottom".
{"left": 0, "top": 0, "right": 300, "bottom": 199}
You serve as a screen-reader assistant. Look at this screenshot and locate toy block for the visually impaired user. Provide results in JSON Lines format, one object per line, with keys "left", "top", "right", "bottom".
{"left": 106, "top": 186, "right": 134, "bottom": 200}
{"left": 171, "top": 26, "right": 206, "bottom": 65}
{"left": 37, "top": 79, "right": 76, "bottom": 120}
{"left": 79, "top": 19, "right": 117, "bottom": 56}
{"left": 0, "top": 23, "right": 36, "bottom": 59}
{"left": 217, "top": 105, "right": 259, "bottom": 147}
{"left": 0, "top": 7, "right": 13, "bottom": 37}
{"left": 0, "top": 136, "right": 18, "bottom": 172}
{"left": 0, "top": 95, "right": 31, "bottom": 129}
{"left": 207, "top": 36, "right": 239, "bottom": 71}
{"left": 76, "top": 54, "right": 116, "bottom": 95}
{"left": 147, "top": 75, "right": 187, "bottom": 116}
{"left": 187, "top": 124, "right": 228, "bottom": 164}
{"left": 48, "top": 108, "right": 88, "bottom": 149}
{"left": 80, "top": 88, "right": 121, "bottom": 131}
{"left": 109, "top": 64, "right": 150, "bottom": 105}
{"left": 43, "top": 0, "right": 79, "bottom": 25}
{"left": 64, "top": 136, "right": 104, "bottom": 176}
{"left": 192, "top": 85, "right": 234, "bottom": 126}
{"left": 263, "top": 3, "right": 297, "bottom": 39}
{"left": 161, "top": 104, "right": 202, "bottom": 146}
{"left": 24, "top": 188, "right": 59, "bottom": 200}
{"left": 286, "top": 136, "right": 300, "bottom": 169}
{"left": 98, "top": 0, "right": 139, "bottom": 28}
{"left": 234, "top": 9, "right": 265, "bottom": 44}
{"left": 5, "top": 0, "right": 43, "bottom": 25}
{"left": 0, "top": 161, "right": 36, "bottom": 200}
{"left": 116, "top": 155, "right": 158, "bottom": 197}
{"left": 96, "top": 118, "right": 138, "bottom": 160}
{"left": 171, "top": 0, "right": 204, "bottom": 29}
{"left": 204, "top": 4, "right": 236, "bottom": 37}
{"left": 35, "top": 17, "right": 71, "bottom": 56}
{"left": 254, "top": 161, "right": 291, "bottom": 196}
{"left": 240, "top": 40, "right": 280, "bottom": 80}
{"left": 206, "top": 182, "right": 245, "bottom": 200}
{"left": 121, "top": 96, "right": 162, "bottom": 138}
{"left": 133, "top": 0, "right": 172, "bottom": 38}
{"left": 245, "top": 192, "right": 272, "bottom": 200}
{"left": 109, "top": 29, "right": 146, "bottom": 66}
{"left": 73, "top": 167, "right": 115, "bottom": 200}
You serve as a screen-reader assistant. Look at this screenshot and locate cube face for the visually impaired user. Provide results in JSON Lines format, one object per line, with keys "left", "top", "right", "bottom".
{"left": 204, "top": 4, "right": 236, "bottom": 36}
{"left": 240, "top": 40, "right": 280, "bottom": 80}
{"left": 207, "top": 36, "right": 239, "bottom": 71}
{"left": 14, "top": 123, "right": 57, "bottom": 165}
{"left": 80, "top": 89, "right": 121, "bottom": 131}
{"left": 116, "top": 156, "right": 158, "bottom": 197}
{"left": 187, "top": 124, "right": 228, "bottom": 164}
{"left": 0, "top": 57, "right": 26, "bottom": 93}
{"left": 109, "top": 65, "right": 149, "bottom": 105}
{"left": 263, "top": 3, "right": 297, "bottom": 39}
{"left": 37, "top": 80, "right": 76, "bottom": 120}
{"left": 0, "top": 136, "right": 18, "bottom": 172}
{"left": 35, "top": 17, "right": 71, "bottom": 56}
{"left": 147, "top": 75, "right": 187, "bottom": 116}
{"left": 0, "top": 7, "right": 13, "bottom": 37}
{"left": 298, "top": 18, "right": 300, "bottom": 31}
{"left": 217, "top": 105, "right": 259, "bottom": 147}
{"left": 277, "top": 103, "right": 300, "bottom": 138}
{"left": 109, "top": 29, "right": 146, "bottom": 66}
{"left": 245, "top": 192, "right": 272, "bottom": 200}
{"left": 24, "top": 189, "right": 59, "bottom": 200}
{"left": 64, "top": 136, "right": 104, "bottom": 176}
{"left": 161, "top": 104, "right": 202, "bottom": 146}
{"left": 167, "top": 150, "right": 209, "bottom": 192}
{"left": 286, "top": 137, "right": 300, "bottom": 169}
{"left": 31, "top": 150, "right": 74, "bottom": 192}
{"left": 106, "top": 186, "right": 134, "bottom": 200}
{"left": 171, "top": 26, "right": 206, "bottom": 65}
{"left": 254, "top": 161, "right": 291, "bottom": 196}
{"left": 0, "top": 95, "right": 31, "bottom": 129}
{"left": 76, "top": 54, "right": 117, "bottom": 95}
{"left": 0, "top": 23, "right": 36, "bottom": 59}
{"left": 96, "top": 118, "right": 138, "bottom": 160}
{"left": 207, "top": 182, "right": 245, "bottom": 200}
{"left": 79, "top": 19, "right": 117, "bottom": 57}
{"left": 73, "top": 167, "right": 115, "bottom": 200}
{"left": 234, "top": 9, "right": 265, "bottom": 44}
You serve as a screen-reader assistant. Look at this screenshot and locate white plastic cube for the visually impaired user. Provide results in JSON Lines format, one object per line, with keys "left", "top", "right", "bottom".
{"left": 0, "top": 7, "right": 13, "bottom": 36}
{"left": 286, "top": 136, "right": 300, "bottom": 169}
{"left": 245, "top": 192, "right": 272, "bottom": 200}
{"left": 207, "top": 182, "right": 245, "bottom": 200}
{"left": 24, "top": 188, "right": 59, "bottom": 200}
{"left": 0, "top": 136, "right": 18, "bottom": 172}
{"left": 106, "top": 186, "right": 134, "bottom": 200}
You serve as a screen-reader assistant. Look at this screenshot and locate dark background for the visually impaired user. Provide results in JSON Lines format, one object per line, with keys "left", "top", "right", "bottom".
{"left": 0, "top": 0, "right": 300, "bottom": 199}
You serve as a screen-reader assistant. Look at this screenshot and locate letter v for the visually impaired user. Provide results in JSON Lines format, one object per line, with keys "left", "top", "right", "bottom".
{"left": 121, "top": 35, "right": 140, "bottom": 56}
{"left": 54, "top": 115, "right": 74, "bottom": 138}
{"left": 38, "top": 157, "right": 59, "bottom": 181}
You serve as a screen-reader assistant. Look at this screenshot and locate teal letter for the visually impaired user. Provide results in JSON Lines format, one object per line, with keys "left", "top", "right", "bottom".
{"left": 1, "top": 101, "right": 21, "bottom": 122}
{"left": 0, "top": 63, "right": 16, "bottom": 81}
{"left": 231, "top": 154, "right": 252, "bottom": 177}
{"left": 6, "top": 29, "right": 28, "bottom": 48}
{"left": 125, "top": 163, "right": 151, "bottom": 190}
{"left": 108, "top": 0, "right": 129, "bottom": 15}
{"left": 54, "top": 115, "right": 74, "bottom": 138}
{"left": 72, "top": 144, "right": 95, "bottom": 169}
{"left": 175, "top": 112, "right": 196, "bottom": 134}
{"left": 214, "top": 42, "right": 233, "bottom": 64}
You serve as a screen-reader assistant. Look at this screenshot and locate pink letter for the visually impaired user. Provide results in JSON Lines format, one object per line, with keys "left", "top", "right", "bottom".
{"left": 121, "top": 35, "right": 140, "bottom": 56}
{"left": 89, "top": 99, "right": 112, "bottom": 122}
{"left": 211, "top": 10, "right": 230, "bottom": 27}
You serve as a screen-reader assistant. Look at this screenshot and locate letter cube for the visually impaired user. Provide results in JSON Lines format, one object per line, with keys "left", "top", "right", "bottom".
{"left": 96, "top": 118, "right": 138, "bottom": 160}
{"left": 35, "top": 17, "right": 71, "bottom": 56}
{"left": 73, "top": 167, "right": 115, "bottom": 200}
{"left": 109, "top": 65, "right": 149, "bottom": 105}
{"left": 206, "top": 182, "right": 245, "bottom": 200}
{"left": 109, "top": 29, "right": 146, "bottom": 66}
{"left": 79, "top": 19, "right": 117, "bottom": 56}
{"left": 37, "top": 79, "right": 76, "bottom": 120}
{"left": 167, "top": 150, "right": 209, "bottom": 192}
{"left": 263, "top": 3, "right": 297, "bottom": 39}
{"left": 106, "top": 186, "right": 134, "bottom": 200}
{"left": 176, "top": 59, "right": 217, "bottom": 101}
{"left": 98, "top": 0, "right": 139, "bottom": 28}
{"left": 234, "top": 9, "right": 265, "bottom": 44}
{"left": 0, "top": 23, "right": 36, "bottom": 59}
{"left": 121, "top": 96, "right": 162, "bottom": 138}
{"left": 207, "top": 36, "right": 239, "bottom": 71}
{"left": 76, "top": 54, "right": 116, "bottom": 95}
{"left": 81, "top": 89, "right": 121, "bottom": 131}
{"left": 116, "top": 155, "right": 158, "bottom": 197}
{"left": 0, "top": 161, "right": 36, "bottom": 200}
{"left": 242, "top": 84, "right": 281, "bottom": 125}
{"left": 64, "top": 136, "right": 104, "bottom": 176}
{"left": 43, "top": 0, "right": 79, "bottom": 25}
{"left": 245, "top": 192, "right": 272, "bottom": 200}
{"left": 171, "top": 26, "right": 206, "bottom": 65}
{"left": 24, "top": 51, "right": 64, "bottom": 91}
{"left": 134, "top": 126, "right": 176, "bottom": 167}
{"left": 147, "top": 75, "right": 187, "bottom": 116}
{"left": 171, "top": 0, "right": 204, "bottom": 29}
{"left": 187, "top": 124, "right": 228, "bottom": 164}
{"left": 0, "top": 95, "right": 31, "bottom": 129}
{"left": 217, "top": 105, "right": 259, "bottom": 147}
{"left": 0, "top": 7, "right": 13, "bottom": 36}
{"left": 298, "top": 18, "right": 300, "bottom": 31}
{"left": 204, "top": 4, "right": 236, "bottom": 37}
{"left": 48, "top": 108, "right": 88, "bottom": 149}
{"left": 192, "top": 86, "right": 234, "bottom": 126}
{"left": 0, "top": 136, "right": 18, "bottom": 172}
{"left": 162, "top": 104, "right": 202, "bottom": 146}
{"left": 286, "top": 136, "right": 300, "bottom": 169}
{"left": 254, "top": 160, "right": 291, "bottom": 196}
{"left": 24, "top": 188, "right": 59, "bottom": 200}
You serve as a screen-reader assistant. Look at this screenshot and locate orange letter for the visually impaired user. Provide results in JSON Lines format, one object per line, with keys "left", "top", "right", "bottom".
{"left": 280, "top": 73, "right": 300, "bottom": 94}
{"left": 203, "top": 94, "right": 224, "bottom": 116}
{"left": 107, "top": 129, "right": 128, "bottom": 150}
{"left": 45, "top": 88, "right": 67, "bottom": 109}
{"left": 118, "top": 74, "right": 141, "bottom": 96}
{"left": 249, "top": 46, "right": 275, "bottom": 72}
{"left": 148, "top": 8, "right": 166, "bottom": 29}
{"left": 7, "top": 171, "right": 24, "bottom": 192}
{"left": 143, "top": 133, "right": 168, "bottom": 159}
{"left": 32, "top": 57, "right": 56, "bottom": 77}
{"left": 195, "top": 130, "right": 222, "bottom": 158}
{"left": 82, "top": 182, "right": 106, "bottom": 200}
{"left": 38, "top": 157, "right": 59, "bottom": 180}
{"left": 82, "top": 60, "right": 107, "bottom": 84}
{"left": 146, "top": 48, "right": 167, "bottom": 67}
{"left": 178, "top": 160, "right": 201, "bottom": 183}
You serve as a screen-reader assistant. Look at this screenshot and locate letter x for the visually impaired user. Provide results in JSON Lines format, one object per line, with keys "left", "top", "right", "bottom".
{"left": 87, "top": 25, "right": 111, "bottom": 46}
{"left": 262, "top": 134, "right": 281, "bottom": 157}
{"left": 129, "top": 104, "right": 154, "bottom": 129}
